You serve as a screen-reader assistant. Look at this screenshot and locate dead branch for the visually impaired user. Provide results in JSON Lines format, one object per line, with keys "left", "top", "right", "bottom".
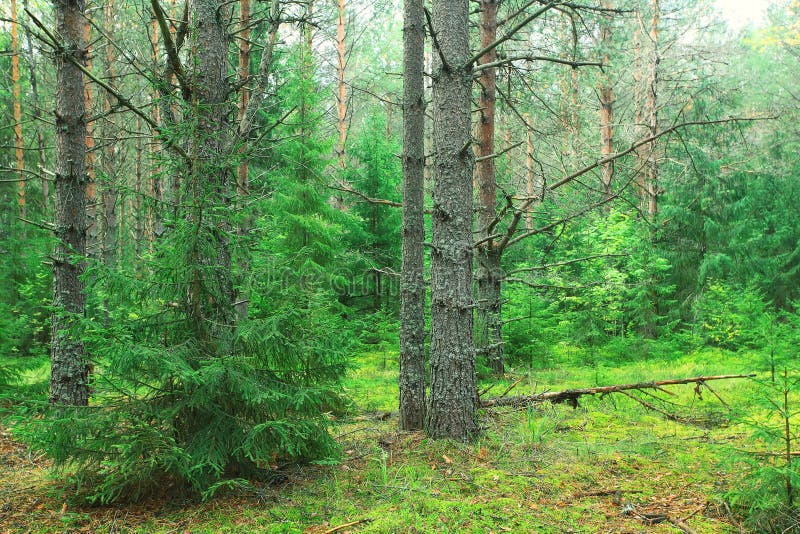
{"left": 480, "top": 374, "right": 755, "bottom": 408}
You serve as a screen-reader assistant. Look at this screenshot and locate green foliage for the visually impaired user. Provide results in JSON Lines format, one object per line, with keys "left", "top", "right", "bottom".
{"left": 725, "top": 372, "right": 800, "bottom": 532}
{"left": 692, "top": 282, "right": 770, "bottom": 351}
{"left": 13, "top": 41, "right": 356, "bottom": 503}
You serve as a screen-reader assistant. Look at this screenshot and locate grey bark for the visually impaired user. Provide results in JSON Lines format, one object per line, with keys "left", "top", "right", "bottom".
{"left": 475, "top": 0, "right": 503, "bottom": 375}
{"left": 399, "top": 0, "right": 426, "bottom": 431}
{"left": 187, "top": 0, "right": 236, "bottom": 339}
{"left": 50, "top": 0, "right": 89, "bottom": 406}
{"left": 426, "top": 0, "right": 479, "bottom": 441}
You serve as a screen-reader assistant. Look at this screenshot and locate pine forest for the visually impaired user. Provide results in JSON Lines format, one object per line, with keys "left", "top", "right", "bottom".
{"left": 1, "top": 0, "right": 800, "bottom": 531}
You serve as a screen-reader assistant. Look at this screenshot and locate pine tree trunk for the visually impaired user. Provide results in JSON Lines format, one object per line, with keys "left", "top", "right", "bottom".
{"left": 524, "top": 113, "right": 537, "bottom": 230}
{"left": 426, "top": 0, "right": 478, "bottom": 441}
{"left": 188, "top": 0, "right": 236, "bottom": 339}
{"left": 99, "top": 0, "right": 118, "bottom": 266}
{"left": 21, "top": 0, "right": 49, "bottom": 213}
{"left": 599, "top": 0, "right": 615, "bottom": 203}
{"left": 235, "top": 0, "right": 251, "bottom": 319}
{"left": 50, "top": 0, "right": 89, "bottom": 406}
{"left": 399, "top": 0, "right": 426, "bottom": 431}
{"left": 644, "top": 0, "right": 659, "bottom": 218}
{"left": 83, "top": 19, "right": 97, "bottom": 258}
{"left": 634, "top": 0, "right": 659, "bottom": 218}
{"left": 11, "top": 0, "right": 25, "bottom": 220}
{"left": 335, "top": 0, "right": 348, "bottom": 170}
{"left": 475, "top": 0, "right": 503, "bottom": 375}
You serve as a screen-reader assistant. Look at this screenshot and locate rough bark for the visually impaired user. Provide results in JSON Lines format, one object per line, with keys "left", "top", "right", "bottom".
{"left": 187, "top": 0, "right": 236, "bottom": 339}
{"left": 399, "top": 0, "right": 426, "bottom": 431}
{"left": 50, "top": 0, "right": 90, "bottom": 406}
{"left": 475, "top": 0, "right": 503, "bottom": 375}
{"left": 426, "top": 0, "right": 479, "bottom": 441}
{"left": 598, "top": 0, "right": 615, "bottom": 203}
{"left": 11, "top": 0, "right": 25, "bottom": 219}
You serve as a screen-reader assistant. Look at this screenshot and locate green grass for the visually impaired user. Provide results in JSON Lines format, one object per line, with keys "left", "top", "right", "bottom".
{"left": 0, "top": 344, "right": 792, "bottom": 532}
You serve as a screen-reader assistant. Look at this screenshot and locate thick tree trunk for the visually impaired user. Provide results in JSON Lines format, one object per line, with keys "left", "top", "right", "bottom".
{"left": 426, "top": 0, "right": 478, "bottom": 441}
{"left": 188, "top": 0, "right": 236, "bottom": 339}
{"left": 11, "top": 0, "right": 25, "bottom": 220}
{"left": 50, "top": 0, "right": 89, "bottom": 406}
{"left": 475, "top": 0, "right": 503, "bottom": 375}
{"left": 599, "top": 1, "right": 615, "bottom": 203}
{"left": 399, "top": 0, "right": 426, "bottom": 431}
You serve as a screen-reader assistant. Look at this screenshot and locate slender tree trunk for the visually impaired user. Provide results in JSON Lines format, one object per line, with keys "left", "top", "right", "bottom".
{"left": 598, "top": 1, "right": 615, "bottom": 203}
{"left": 644, "top": 0, "right": 659, "bottom": 218}
{"left": 426, "top": 0, "right": 478, "bottom": 441}
{"left": 524, "top": 113, "right": 536, "bottom": 230}
{"left": 399, "top": 0, "right": 426, "bottom": 430}
{"left": 50, "top": 0, "right": 89, "bottom": 406}
{"left": 238, "top": 0, "right": 251, "bottom": 193}
{"left": 149, "top": 16, "right": 162, "bottom": 243}
{"left": 83, "top": 19, "right": 98, "bottom": 258}
{"left": 99, "top": 0, "right": 118, "bottom": 266}
{"left": 335, "top": 0, "right": 348, "bottom": 170}
{"left": 11, "top": 0, "right": 25, "bottom": 220}
{"left": 475, "top": 0, "right": 503, "bottom": 375}
{"left": 235, "top": 0, "right": 251, "bottom": 319}
{"left": 22, "top": 0, "right": 49, "bottom": 213}
{"left": 634, "top": 0, "right": 659, "bottom": 218}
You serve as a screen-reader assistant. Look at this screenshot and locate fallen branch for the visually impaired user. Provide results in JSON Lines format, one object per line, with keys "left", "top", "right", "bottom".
{"left": 323, "top": 518, "right": 373, "bottom": 533}
{"left": 480, "top": 374, "right": 755, "bottom": 408}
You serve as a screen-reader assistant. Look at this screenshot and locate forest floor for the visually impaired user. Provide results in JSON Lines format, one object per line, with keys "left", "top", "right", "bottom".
{"left": 0, "top": 347, "right": 782, "bottom": 533}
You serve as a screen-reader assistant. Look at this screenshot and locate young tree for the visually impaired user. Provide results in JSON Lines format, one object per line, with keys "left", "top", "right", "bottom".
{"left": 50, "top": 0, "right": 90, "bottom": 406}
{"left": 426, "top": 0, "right": 479, "bottom": 440}
{"left": 399, "top": 0, "right": 426, "bottom": 430}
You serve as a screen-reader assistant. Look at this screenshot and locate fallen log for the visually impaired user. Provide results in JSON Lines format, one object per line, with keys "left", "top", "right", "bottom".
{"left": 480, "top": 374, "right": 755, "bottom": 408}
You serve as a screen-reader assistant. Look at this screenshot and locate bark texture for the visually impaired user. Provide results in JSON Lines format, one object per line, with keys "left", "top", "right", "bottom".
{"left": 475, "top": 0, "right": 504, "bottom": 375}
{"left": 399, "top": 0, "right": 426, "bottom": 431}
{"left": 426, "top": 0, "right": 478, "bottom": 440}
{"left": 188, "top": 0, "right": 236, "bottom": 338}
{"left": 51, "top": 0, "right": 90, "bottom": 406}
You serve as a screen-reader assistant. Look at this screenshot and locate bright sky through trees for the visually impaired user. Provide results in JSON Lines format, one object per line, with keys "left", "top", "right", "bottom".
{"left": 717, "top": 0, "right": 773, "bottom": 29}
